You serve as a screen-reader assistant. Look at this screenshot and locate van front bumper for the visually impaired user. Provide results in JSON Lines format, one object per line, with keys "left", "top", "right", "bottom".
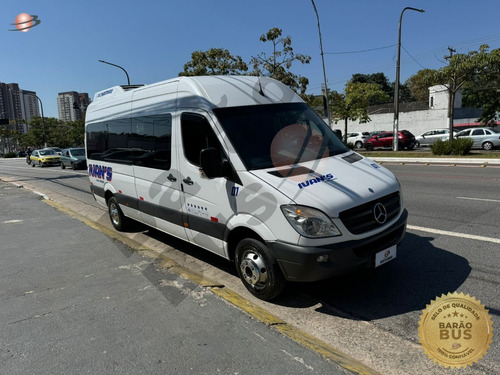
{"left": 268, "top": 209, "right": 408, "bottom": 282}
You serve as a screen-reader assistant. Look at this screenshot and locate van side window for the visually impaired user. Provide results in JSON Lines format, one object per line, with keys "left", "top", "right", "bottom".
{"left": 86, "top": 114, "right": 172, "bottom": 169}
{"left": 181, "top": 113, "right": 222, "bottom": 166}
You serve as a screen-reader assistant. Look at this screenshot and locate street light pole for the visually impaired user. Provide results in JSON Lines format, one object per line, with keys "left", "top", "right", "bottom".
{"left": 35, "top": 95, "right": 46, "bottom": 148}
{"left": 393, "top": 7, "right": 424, "bottom": 151}
{"left": 311, "top": 0, "right": 331, "bottom": 127}
{"left": 98, "top": 60, "right": 131, "bottom": 86}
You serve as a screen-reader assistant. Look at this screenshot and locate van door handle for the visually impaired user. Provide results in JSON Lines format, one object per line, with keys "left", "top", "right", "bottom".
{"left": 183, "top": 177, "right": 194, "bottom": 185}
{"left": 167, "top": 173, "right": 177, "bottom": 182}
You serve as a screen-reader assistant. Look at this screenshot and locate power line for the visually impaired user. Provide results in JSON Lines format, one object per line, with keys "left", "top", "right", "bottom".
{"left": 401, "top": 44, "right": 426, "bottom": 69}
{"left": 324, "top": 44, "right": 396, "bottom": 55}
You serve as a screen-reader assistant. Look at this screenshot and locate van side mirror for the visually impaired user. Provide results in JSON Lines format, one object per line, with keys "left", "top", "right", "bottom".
{"left": 199, "top": 147, "right": 219, "bottom": 178}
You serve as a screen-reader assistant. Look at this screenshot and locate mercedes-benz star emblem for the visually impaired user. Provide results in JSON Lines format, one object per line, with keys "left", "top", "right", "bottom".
{"left": 373, "top": 203, "right": 388, "bottom": 224}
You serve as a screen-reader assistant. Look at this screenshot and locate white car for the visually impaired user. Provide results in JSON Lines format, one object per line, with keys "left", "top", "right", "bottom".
{"left": 415, "top": 129, "right": 456, "bottom": 147}
{"left": 346, "top": 132, "right": 370, "bottom": 149}
{"left": 455, "top": 127, "right": 500, "bottom": 150}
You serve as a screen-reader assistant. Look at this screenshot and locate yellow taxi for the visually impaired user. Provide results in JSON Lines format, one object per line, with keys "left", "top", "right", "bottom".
{"left": 30, "top": 148, "right": 61, "bottom": 167}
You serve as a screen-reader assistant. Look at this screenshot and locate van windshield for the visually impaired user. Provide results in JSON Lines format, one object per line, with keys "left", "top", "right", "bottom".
{"left": 214, "top": 103, "right": 348, "bottom": 170}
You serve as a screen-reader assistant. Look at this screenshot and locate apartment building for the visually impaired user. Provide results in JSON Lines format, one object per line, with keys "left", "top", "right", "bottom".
{"left": 57, "top": 91, "right": 90, "bottom": 122}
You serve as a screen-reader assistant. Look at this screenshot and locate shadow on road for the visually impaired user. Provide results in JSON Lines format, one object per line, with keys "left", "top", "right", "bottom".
{"left": 277, "top": 232, "right": 471, "bottom": 320}
{"left": 140, "top": 227, "right": 470, "bottom": 322}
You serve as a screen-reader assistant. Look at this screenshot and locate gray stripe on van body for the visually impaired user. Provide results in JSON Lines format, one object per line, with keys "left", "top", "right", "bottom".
{"left": 93, "top": 189, "right": 226, "bottom": 241}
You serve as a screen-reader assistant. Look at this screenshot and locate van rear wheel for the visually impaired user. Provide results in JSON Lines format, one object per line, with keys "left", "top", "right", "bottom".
{"left": 235, "top": 238, "right": 286, "bottom": 301}
{"left": 108, "top": 196, "right": 129, "bottom": 231}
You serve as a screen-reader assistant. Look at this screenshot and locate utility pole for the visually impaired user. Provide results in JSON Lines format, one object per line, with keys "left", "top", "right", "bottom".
{"left": 393, "top": 7, "right": 425, "bottom": 151}
{"left": 444, "top": 47, "right": 456, "bottom": 141}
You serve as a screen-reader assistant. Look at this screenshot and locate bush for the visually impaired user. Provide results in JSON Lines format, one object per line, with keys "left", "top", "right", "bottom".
{"left": 2, "top": 152, "right": 17, "bottom": 158}
{"left": 431, "top": 138, "right": 474, "bottom": 155}
{"left": 344, "top": 142, "right": 355, "bottom": 150}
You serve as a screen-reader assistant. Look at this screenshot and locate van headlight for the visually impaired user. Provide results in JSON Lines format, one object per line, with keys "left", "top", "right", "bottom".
{"left": 281, "top": 205, "right": 341, "bottom": 238}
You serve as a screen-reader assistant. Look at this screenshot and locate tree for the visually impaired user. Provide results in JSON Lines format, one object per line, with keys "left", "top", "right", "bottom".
{"left": 250, "top": 28, "right": 311, "bottom": 95}
{"left": 433, "top": 45, "right": 497, "bottom": 140}
{"left": 350, "top": 73, "right": 393, "bottom": 103}
{"left": 66, "top": 120, "right": 85, "bottom": 147}
{"left": 179, "top": 48, "right": 248, "bottom": 76}
{"left": 405, "top": 68, "right": 441, "bottom": 102}
{"left": 331, "top": 82, "right": 390, "bottom": 142}
{"left": 23, "top": 117, "right": 61, "bottom": 148}
{"left": 461, "top": 47, "right": 500, "bottom": 124}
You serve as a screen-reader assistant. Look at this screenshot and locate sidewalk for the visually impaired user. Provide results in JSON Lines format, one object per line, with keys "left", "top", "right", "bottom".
{"left": 0, "top": 179, "right": 356, "bottom": 375}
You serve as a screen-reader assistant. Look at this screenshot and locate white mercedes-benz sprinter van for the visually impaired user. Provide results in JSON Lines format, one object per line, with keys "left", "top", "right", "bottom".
{"left": 85, "top": 76, "right": 407, "bottom": 300}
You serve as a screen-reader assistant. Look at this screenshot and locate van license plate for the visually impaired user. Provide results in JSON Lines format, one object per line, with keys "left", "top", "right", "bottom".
{"left": 375, "top": 245, "right": 397, "bottom": 267}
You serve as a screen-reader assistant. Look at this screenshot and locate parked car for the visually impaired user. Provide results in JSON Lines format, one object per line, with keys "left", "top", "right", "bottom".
{"left": 346, "top": 132, "right": 370, "bottom": 149}
{"left": 60, "top": 148, "right": 87, "bottom": 170}
{"left": 46, "top": 147, "right": 63, "bottom": 155}
{"left": 455, "top": 127, "right": 500, "bottom": 150}
{"left": 369, "top": 130, "right": 386, "bottom": 138}
{"left": 415, "top": 128, "right": 456, "bottom": 147}
{"left": 30, "top": 149, "right": 61, "bottom": 167}
{"left": 364, "top": 130, "right": 416, "bottom": 151}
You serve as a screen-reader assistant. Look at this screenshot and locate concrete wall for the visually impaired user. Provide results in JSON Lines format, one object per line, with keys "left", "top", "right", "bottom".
{"left": 337, "top": 85, "right": 483, "bottom": 137}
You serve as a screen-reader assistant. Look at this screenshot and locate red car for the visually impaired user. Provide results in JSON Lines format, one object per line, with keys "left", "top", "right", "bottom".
{"left": 364, "top": 130, "right": 416, "bottom": 151}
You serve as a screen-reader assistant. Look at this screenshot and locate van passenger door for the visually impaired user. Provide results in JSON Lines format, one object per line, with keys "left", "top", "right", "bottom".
{"left": 177, "top": 112, "right": 238, "bottom": 258}
{"left": 131, "top": 114, "right": 187, "bottom": 240}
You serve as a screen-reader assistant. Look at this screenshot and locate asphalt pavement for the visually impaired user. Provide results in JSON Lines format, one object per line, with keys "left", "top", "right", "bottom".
{"left": 0, "top": 179, "right": 351, "bottom": 375}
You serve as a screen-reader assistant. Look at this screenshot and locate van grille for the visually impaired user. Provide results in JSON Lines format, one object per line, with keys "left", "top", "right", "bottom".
{"left": 339, "top": 192, "right": 400, "bottom": 234}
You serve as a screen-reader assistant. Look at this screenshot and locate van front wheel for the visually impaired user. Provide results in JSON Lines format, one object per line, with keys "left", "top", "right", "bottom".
{"left": 235, "top": 239, "right": 286, "bottom": 301}
{"left": 108, "top": 196, "right": 129, "bottom": 231}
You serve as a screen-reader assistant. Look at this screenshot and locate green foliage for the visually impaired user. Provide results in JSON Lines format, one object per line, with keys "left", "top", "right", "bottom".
{"left": 179, "top": 48, "right": 248, "bottom": 76}
{"left": 330, "top": 82, "right": 390, "bottom": 141}
{"left": 350, "top": 73, "right": 393, "bottom": 103}
{"left": 461, "top": 47, "right": 500, "bottom": 124}
{"left": 19, "top": 117, "right": 85, "bottom": 148}
{"left": 430, "top": 138, "right": 474, "bottom": 155}
{"left": 344, "top": 142, "right": 355, "bottom": 150}
{"left": 250, "top": 28, "right": 311, "bottom": 95}
{"left": 405, "top": 68, "right": 441, "bottom": 102}
{"left": 2, "top": 152, "right": 17, "bottom": 158}
{"left": 433, "top": 45, "right": 499, "bottom": 128}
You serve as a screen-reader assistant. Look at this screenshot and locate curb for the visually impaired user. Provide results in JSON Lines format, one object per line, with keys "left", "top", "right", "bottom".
{"left": 370, "top": 157, "right": 500, "bottom": 166}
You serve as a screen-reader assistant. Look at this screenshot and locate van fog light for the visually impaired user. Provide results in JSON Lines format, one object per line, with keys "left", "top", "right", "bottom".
{"left": 317, "top": 254, "right": 329, "bottom": 263}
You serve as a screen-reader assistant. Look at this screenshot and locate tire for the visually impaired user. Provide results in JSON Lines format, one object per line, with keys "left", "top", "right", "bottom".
{"left": 61, "top": 162, "right": 66, "bottom": 169}
{"left": 482, "top": 142, "right": 493, "bottom": 151}
{"left": 355, "top": 141, "right": 363, "bottom": 149}
{"left": 365, "top": 143, "right": 374, "bottom": 151}
{"left": 72, "top": 162, "right": 77, "bottom": 170}
{"left": 38, "top": 161, "right": 43, "bottom": 168}
{"left": 235, "top": 238, "right": 286, "bottom": 301}
{"left": 31, "top": 162, "right": 35, "bottom": 167}
{"left": 415, "top": 141, "right": 420, "bottom": 148}
{"left": 107, "top": 196, "right": 129, "bottom": 231}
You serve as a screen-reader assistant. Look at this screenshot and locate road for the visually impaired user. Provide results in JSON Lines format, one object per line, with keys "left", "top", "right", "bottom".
{"left": 1, "top": 157, "right": 499, "bottom": 374}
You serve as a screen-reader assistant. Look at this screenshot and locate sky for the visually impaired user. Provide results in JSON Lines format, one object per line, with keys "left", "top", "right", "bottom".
{"left": 3, "top": 0, "right": 500, "bottom": 118}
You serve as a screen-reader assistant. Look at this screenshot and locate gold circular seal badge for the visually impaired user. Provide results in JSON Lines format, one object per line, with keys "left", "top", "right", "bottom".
{"left": 418, "top": 292, "right": 493, "bottom": 369}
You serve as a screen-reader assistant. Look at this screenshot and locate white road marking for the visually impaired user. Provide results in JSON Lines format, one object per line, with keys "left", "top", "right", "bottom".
{"left": 408, "top": 225, "right": 500, "bottom": 244}
{"left": 457, "top": 196, "right": 500, "bottom": 203}
{"left": 2, "top": 219, "right": 23, "bottom": 224}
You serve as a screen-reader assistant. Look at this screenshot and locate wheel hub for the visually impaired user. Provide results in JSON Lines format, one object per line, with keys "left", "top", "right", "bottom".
{"left": 110, "top": 204, "right": 119, "bottom": 225}
{"left": 240, "top": 251, "right": 267, "bottom": 286}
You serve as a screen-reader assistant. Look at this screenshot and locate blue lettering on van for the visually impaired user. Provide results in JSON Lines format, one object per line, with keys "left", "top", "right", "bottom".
{"left": 88, "top": 164, "right": 113, "bottom": 182}
{"left": 298, "top": 173, "right": 335, "bottom": 189}
{"left": 97, "top": 89, "right": 114, "bottom": 98}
